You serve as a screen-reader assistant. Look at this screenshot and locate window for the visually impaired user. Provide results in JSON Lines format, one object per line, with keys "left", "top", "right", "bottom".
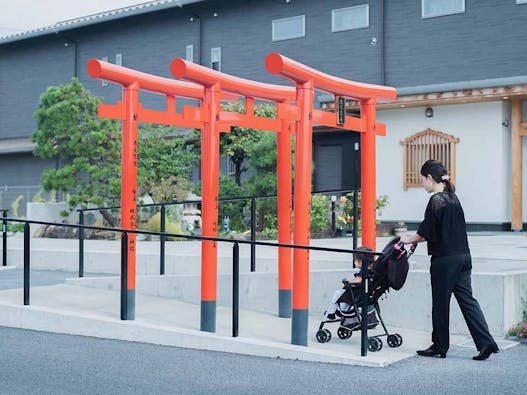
{"left": 227, "top": 159, "right": 236, "bottom": 175}
{"left": 400, "top": 128, "right": 459, "bottom": 190}
{"left": 211, "top": 47, "right": 221, "bottom": 71}
{"left": 115, "top": 53, "right": 122, "bottom": 66}
{"left": 517, "top": 0, "right": 527, "bottom": 4}
{"left": 101, "top": 56, "right": 109, "bottom": 86}
{"left": 422, "top": 0, "right": 465, "bottom": 18}
{"left": 186, "top": 44, "right": 194, "bottom": 63}
{"left": 272, "top": 15, "right": 305, "bottom": 41}
{"left": 332, "top": 5, "right": 369, "bottom": 32}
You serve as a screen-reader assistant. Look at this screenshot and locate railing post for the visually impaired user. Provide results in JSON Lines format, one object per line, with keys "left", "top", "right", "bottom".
{"left": 360, "top": 257, "right": 368, "bottom": 357}
{"left": 232, "top": 242, "right": 239, "bottom": 337}
{"left": 250, "top": 197, "right": 256, "bottom": 272}
{"left": 353, "top": 190, "right": 359, "bottom": 250}
{"left": 160, "top": 204, "right": 166, "bottom": 275}
{"left": 121, "top": 231, "right": 129, "bottom": 320}
{"left": 78, "top": 210, "right": 84, "bottom": 278}
{"left": 23, "top": 222, "right": 30, "bottom": 306}
{"left": 331, "top": 197, "right": 336, "bottom": 233}
{"left": 2, "top": 210, "right": 7, "bottom": 267}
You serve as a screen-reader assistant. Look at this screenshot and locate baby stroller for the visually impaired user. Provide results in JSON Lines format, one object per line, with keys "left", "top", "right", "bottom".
{"left": 315, "top": 238, "right": 416, "bottom": 352}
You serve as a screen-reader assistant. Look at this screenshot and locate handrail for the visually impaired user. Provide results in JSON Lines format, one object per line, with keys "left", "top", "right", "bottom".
{"left": 265, "top": 52, "right": 397, "bottom": 102}
{"left": 170, "top": 58, "right": 296, "bottom": 102}
{"left": 2, "top": 216, "right": 376, "bottom": 356}
{"left": 76, "top": 188, "right": 360, "bottom": 275}
{"left": 76, "top": 188, "right": 358, "bottom": 212}
{"left": 3, "top": 217, "right": 368, "bottom": 253}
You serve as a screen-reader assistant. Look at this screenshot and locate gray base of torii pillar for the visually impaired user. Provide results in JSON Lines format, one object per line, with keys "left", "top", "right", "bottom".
{"left": 291, "top": 308, "right": 308, "bottom": 346}
{"left": 201, "top": 301, "right": 216, "bottom": 332}
{"left": 279, "top": 289, "right": 292, "bottom": 318}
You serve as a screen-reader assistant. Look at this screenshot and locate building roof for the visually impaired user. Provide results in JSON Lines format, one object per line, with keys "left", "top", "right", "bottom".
{"left": 0, "top": 138, "right": 36, "bottom": 154}
{"left": 0, "top": 0, "right": 204, "bottom": 45}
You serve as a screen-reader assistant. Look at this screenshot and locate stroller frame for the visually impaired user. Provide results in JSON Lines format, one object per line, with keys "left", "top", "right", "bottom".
{"left": 315, "top": 239, "right": 416, "bottom": 351}
{"left": 315, "top": 280, "right": 402, "bottom": 352}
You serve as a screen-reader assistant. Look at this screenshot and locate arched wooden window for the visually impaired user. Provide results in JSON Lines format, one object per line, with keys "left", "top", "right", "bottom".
{"left": 400, "top": 128, "right": 460, "bottom": 190}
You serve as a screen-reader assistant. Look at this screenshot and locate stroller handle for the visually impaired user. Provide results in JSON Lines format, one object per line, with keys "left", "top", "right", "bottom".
{"left": 408, "top": 243, "right": 418, "bottom": 257}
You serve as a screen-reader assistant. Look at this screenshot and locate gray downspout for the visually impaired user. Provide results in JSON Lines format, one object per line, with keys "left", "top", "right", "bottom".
{"left": 57, "top": 32, "right": 78, "bottom": 77}
{"left": 380, "top": 0, "right": 385, "bottom": 85}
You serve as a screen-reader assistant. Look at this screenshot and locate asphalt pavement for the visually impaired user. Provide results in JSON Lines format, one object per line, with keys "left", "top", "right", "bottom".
{"left": 0, "top": 326, "right": 525, "bottom": 394}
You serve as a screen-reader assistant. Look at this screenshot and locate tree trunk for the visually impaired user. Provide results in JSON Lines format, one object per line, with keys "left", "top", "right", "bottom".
{"left": 235, "top": 160, "right": 242, "bottom": 186}
{"left": 100, "top": 209, "right": 119, "bottom": 228}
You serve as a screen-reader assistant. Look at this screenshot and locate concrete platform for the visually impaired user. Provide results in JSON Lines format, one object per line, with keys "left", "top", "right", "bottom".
{"left": 0, "top": 283, "right": 490, "bottom": 368}
{"left": 0, "top": 232, "right": 524, "bottom": 367}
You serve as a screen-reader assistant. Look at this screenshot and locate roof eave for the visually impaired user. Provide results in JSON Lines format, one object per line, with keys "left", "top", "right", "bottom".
{"left": 0, "top": 0, "right": 204, "bottom": 45}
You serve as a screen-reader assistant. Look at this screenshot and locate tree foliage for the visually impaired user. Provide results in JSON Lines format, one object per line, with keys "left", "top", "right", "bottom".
{"left": 32, "top": 79, "right": 198, "bottom": 225}
{"left": 220, "top": 101, "right": 276, "bottom": 185}
{"left": 32, "top": 78, "right": 121, "bottom": 224}
{"left": 137, "top": 124, "right": 198, "bottom": 203}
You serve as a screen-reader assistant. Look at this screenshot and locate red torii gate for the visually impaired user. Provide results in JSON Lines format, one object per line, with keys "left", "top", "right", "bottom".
{"left": 264, "top": 53, "right": 396, "bottom": 344}
{"left": 87, "top": 58, "right": 297, "bottom": 330}
{"left": 87, "top": 54, "right": 396, "bottom": 346}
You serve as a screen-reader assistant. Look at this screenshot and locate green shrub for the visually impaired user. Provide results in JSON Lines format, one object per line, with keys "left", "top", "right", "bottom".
{"left": 11, "top": 195, "right": 24, "bottom": 217}
{"left": 310, "top": 194, "right": 330, "bottom": 232}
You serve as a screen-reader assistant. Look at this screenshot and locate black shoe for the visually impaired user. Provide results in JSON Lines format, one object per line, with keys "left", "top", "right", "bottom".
{"left": 416, "top": 345, "right": 446, "bottom": 358}
{"left": 473, "top": 343, "right": 499, "bottom": 361}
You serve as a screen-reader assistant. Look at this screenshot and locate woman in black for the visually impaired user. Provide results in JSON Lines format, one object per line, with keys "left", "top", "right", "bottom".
{"left": 400, "top": 160, "right": 498, "bottom": 360}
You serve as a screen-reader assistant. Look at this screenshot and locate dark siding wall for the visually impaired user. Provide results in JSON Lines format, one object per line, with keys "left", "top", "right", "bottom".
{"left": 0, "top": 37, "right": 75, "bottom": 138}
{"left": 191, "top": 0, "right": 383, "bottom": 86}
{"left": 0, "top": 153, "right": 54, "bottom": 185}
{"left": 385, "top": 0, "right": 527, "bottom": 86}
{"left": 75, "top": 9, "right": 200, "bottom": 110}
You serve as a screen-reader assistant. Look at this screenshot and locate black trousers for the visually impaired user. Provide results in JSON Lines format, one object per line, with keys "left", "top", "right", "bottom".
{"left": 430, "top": 253, "right": 495, "bottom": 353}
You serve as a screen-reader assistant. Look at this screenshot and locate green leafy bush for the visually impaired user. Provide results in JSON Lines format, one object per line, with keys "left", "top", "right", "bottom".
{"left": 507, "top": 299, "right": 527, "bottom": 338}
{"left": 310, "top": 194, "right": 330, "bottom": 232}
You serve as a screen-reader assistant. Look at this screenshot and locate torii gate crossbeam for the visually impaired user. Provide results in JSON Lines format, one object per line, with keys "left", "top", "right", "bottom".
{"left": 266, "top": 53, "right": 396, "bottom": 345}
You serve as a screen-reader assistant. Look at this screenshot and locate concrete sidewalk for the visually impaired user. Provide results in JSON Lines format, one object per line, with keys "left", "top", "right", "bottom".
{"left": 0, "top": 232, "right": 524, "bottom": 367}
{"left": 1, "top": 282, "right": 512, "bottom": 368}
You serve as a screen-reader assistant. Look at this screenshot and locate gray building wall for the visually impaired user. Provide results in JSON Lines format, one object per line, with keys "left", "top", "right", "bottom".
{"left": 3, "top": 0, "right": 526, "bottom": 139}
{"left": 0, "top": 0, "right": 526, "bottom": 205}
{"left": 0, "top": 36, "right": 75, "bottom": 139}
{"left": 385, "top": 0, "right": 527, "bottom": 86}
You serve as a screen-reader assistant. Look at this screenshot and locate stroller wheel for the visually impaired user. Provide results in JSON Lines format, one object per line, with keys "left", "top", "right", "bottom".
{"left": 323, "top": 329, "right": 332, "bottom": 342}
{"left": 387, "top": 334, "right": 400, "bottom": 348}
{"left": 367, "top": 337, "right": 382, "bottom": 352}
{"left": 394, "top": 333, "right": 403, "bottom": 346}
{"left": 375, "top": 338, "right": 383, "bottom": 351}
{"left": 337, "top": 327, "right": 352, "bottom": 340}
{"left": 316, "top": 329, "right": 330, "bottom": 343}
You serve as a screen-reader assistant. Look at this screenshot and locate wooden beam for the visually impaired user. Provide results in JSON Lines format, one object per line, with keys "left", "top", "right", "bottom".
{"left": 511, "top": 99, "right": 523, "bottom": 231}
{"left": 321, "top": 85, "right": 527, "bottom": 111}
{"left": 520, "top": 121, "right": 527, "bottom": 137}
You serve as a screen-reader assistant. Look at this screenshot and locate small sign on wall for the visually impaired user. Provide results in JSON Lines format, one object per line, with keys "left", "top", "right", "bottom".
{"left": 336, "top": 96, "right": 346, "bottom": 125}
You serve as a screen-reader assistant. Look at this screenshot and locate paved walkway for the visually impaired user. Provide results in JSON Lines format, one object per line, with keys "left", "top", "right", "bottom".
{"left": 0, "top": 232, "right": 524, "bottom": 367}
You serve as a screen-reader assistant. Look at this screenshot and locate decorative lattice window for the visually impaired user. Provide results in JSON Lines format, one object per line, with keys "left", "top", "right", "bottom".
{"left": 400, "top": 128, "right": 459, "bottom": 190}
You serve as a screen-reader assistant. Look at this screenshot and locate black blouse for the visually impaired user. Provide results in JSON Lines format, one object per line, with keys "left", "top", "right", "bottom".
{"left": 417, "top": 192, "right": 470, "bottom": 257}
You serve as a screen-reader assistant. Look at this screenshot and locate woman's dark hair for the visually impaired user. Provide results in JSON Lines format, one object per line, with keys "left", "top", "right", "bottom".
{"left": 353, "top": 246, "right": 374, "bottom": 267}
{"left": 420, "top": 159, "right": 455, "bottom": 194}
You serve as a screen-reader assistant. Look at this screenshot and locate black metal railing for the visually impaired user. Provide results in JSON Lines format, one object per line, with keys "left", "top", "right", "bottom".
{"left": 0, "top": 215, "right": 375, "bottom": 356}
{"left": 2, "top": 210, "right": 7, "bottom": 267}
{"left": 76, "top": 188, "right": 359, "bottom": 277}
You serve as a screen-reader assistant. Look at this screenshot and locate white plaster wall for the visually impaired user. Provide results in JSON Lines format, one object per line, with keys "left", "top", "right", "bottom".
{"left": 524, "top": 136, "right": 527, "bottom": 223}
{"left": 523, "top": 101, "right": 527, "bottom": 223}
{"left": 376, "top": 102, "right": 508, "bottom": 223}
